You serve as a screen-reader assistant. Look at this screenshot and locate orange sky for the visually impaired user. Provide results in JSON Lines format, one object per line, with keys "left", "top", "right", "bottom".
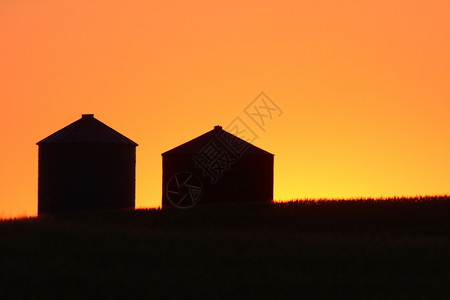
{"left": 1, "top": 0, "right": 449, "bottom": 218}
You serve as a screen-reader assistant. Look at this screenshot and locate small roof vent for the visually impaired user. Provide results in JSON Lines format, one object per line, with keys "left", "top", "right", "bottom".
{"left": 82, "top": 114, "right": 94, "bottom": 118}
{"left": 214, "top": 125, "right": 222, "bottom": 130}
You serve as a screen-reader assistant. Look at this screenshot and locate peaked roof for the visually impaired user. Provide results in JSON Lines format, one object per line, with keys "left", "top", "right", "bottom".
{"left": 37, "top": 114, "right": 138, "bottom": 146}
{"left": 162, "top": 125, "right": 273, "bottom": 156}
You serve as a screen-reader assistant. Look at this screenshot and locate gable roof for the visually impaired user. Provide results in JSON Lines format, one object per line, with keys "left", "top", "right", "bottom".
{"left": 37, "top": 114, "right": 138, "bottom": 146}
{"left": 162, "top": 126, "right": 273, "bottom": 156}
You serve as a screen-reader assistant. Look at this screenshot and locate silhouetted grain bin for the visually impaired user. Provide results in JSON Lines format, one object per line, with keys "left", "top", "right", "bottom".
{"left": 37, "top": 114, "right": 138, "bottom": 215}
{"left": 162, "top": 126, "right": 273, "bottom": 208}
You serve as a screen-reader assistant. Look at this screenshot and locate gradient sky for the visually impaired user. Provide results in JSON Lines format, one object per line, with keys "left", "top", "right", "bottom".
{"left": 1, "top": 0, "right": 449, "bottom": 218}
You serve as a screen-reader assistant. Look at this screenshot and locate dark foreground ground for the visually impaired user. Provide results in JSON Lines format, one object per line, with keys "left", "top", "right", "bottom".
{"left": 1, "top": 196, "right": 449, "bottom": 299}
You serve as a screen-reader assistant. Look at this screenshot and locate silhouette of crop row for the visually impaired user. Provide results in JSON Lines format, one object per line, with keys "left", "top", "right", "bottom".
{"left": 0, "top": 196, "right": 449, "bottom": 299}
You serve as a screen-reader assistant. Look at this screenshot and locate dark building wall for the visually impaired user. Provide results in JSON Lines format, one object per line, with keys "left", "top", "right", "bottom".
{"left": 162, "top": 154, "right": 273, "bottom": 207}
{"left": 38, "top": 144, "right": 136, "bottom": 214}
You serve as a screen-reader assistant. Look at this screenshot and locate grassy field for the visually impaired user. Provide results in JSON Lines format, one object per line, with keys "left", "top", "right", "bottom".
{"left": 1, "top": 196, "right": 449, "bottom": 299}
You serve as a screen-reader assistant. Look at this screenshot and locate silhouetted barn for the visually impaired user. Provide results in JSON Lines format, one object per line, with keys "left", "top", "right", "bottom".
{"left": 162, "top": 126, "right": 273, "bottom": 208}
{"left": 37, "top": 114, "right": 138, "bottom": 215}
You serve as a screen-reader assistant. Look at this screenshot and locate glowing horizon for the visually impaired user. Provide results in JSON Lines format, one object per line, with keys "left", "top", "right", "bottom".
{"left": 1, "top": 1, "right": 449, "bottom": 218}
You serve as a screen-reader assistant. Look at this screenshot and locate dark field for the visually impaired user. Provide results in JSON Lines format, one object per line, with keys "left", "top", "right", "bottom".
{"left": 1, "top": 196, "right": 449, "bottom": 299}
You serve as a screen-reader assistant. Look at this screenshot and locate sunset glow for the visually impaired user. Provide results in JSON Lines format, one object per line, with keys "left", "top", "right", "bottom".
{"left": 1, "top": 1, "right": 449, "bottom": 218}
